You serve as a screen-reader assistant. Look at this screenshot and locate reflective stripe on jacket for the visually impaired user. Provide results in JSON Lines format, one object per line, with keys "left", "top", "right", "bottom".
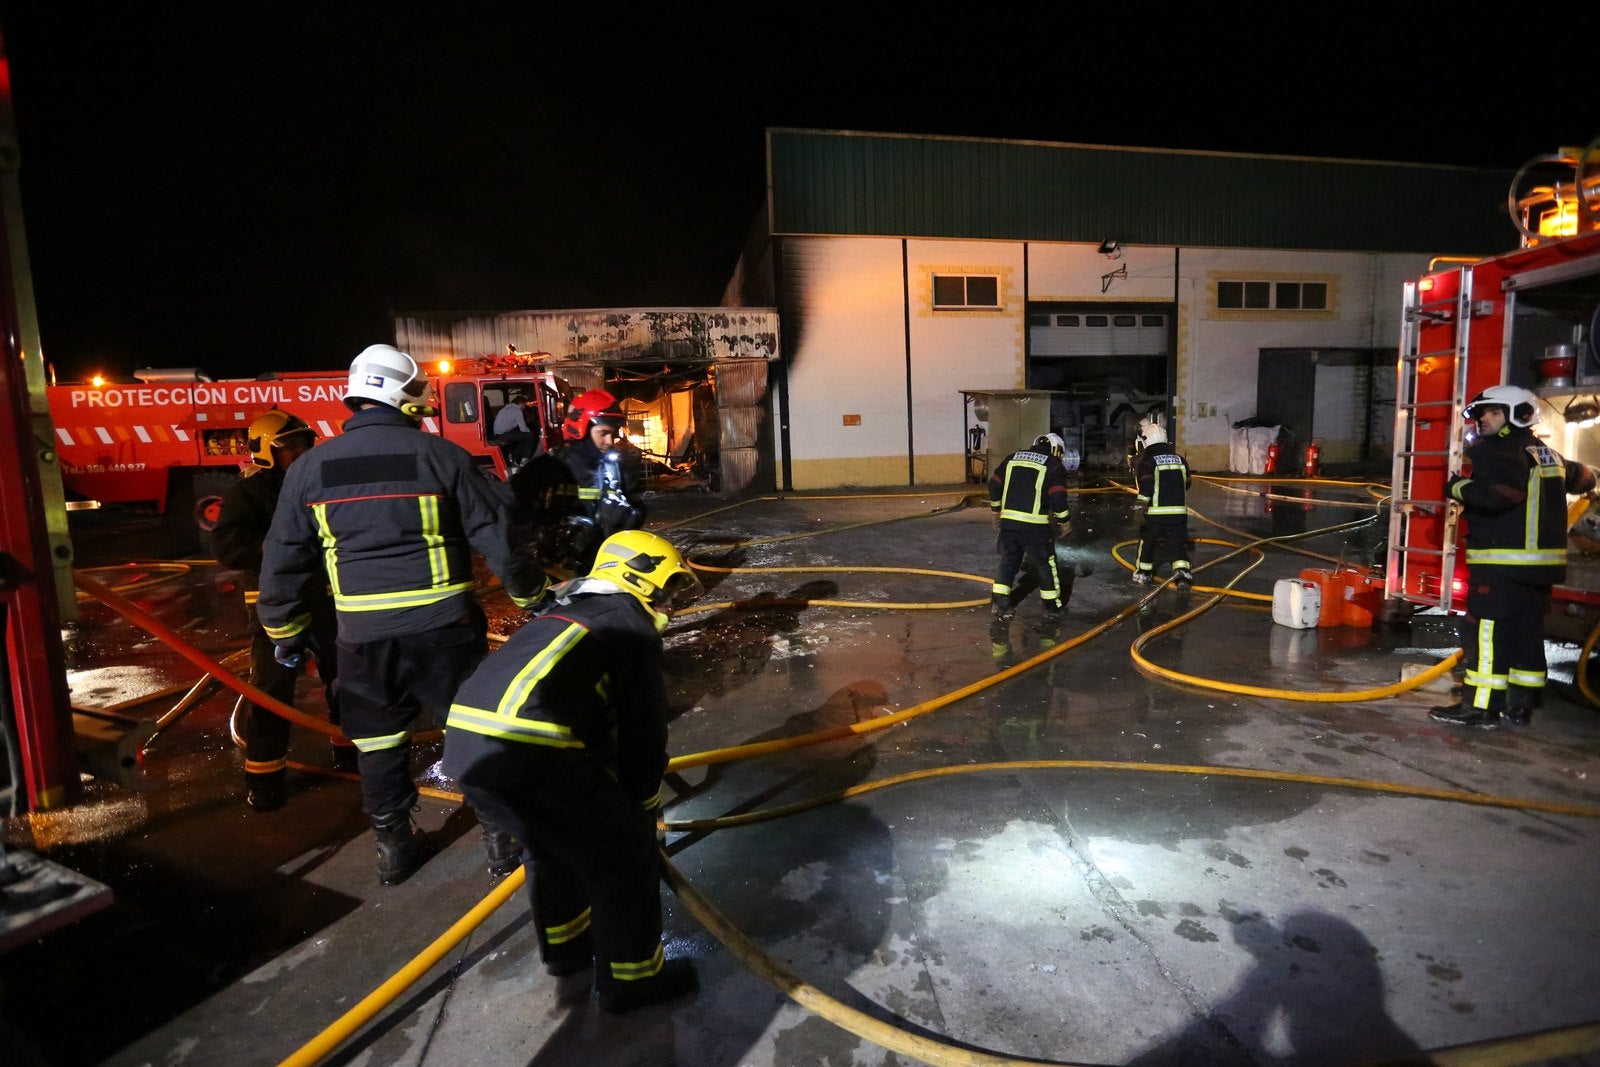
{"left": 1454, "top": 428, "right": 1595, "bottom": 581}
{"left": 258, "top": 405, "right": 546, "bottom": 643}
{"left": 988, "top": 449, "right": 1070, "bottom": 529}
{"left": 441, "top": 591, "right": 669, "bottom": 806}
{"left": 1137, "top": 449, "right": 1190, "bottom": 518}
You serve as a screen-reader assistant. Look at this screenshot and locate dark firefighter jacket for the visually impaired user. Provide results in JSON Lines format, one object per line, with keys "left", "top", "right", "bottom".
{"left": 559, "top": 436, "right": 646, "bottom": 532}
{"left": 441, "top": 585, "right": 668, "bottom": 810}
{"left": 988, "top": 447, "right": 1070, "bottom": 530}
{"left": 1136, "top": 447, "right": 1191, "bottom": 520}
{"left": 1449, "top": 424, "right": 1597, "bottom": 585}
{"left": 213, "top": 466, "right": 335, "bottom": 617}
{"left": 257, "top": 405, "right": 547, "bottom": 644}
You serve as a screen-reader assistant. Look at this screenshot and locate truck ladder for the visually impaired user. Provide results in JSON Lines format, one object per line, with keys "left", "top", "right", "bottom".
{"left": 1386, "top": 273, "right": 1473, "bottom": 612}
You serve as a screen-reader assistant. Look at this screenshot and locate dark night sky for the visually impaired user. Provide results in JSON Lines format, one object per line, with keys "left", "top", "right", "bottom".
{"left": 0, "top": 3, "right": 1588, "bottom": 382}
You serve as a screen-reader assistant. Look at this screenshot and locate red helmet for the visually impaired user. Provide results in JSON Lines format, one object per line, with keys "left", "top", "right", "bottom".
{"left": 562, "top": 388, "right": 623, "bottom": 441}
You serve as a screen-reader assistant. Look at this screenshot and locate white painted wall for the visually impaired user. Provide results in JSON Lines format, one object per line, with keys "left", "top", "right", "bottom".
{"left": 777, "top": 236, "right": 1435, "bottom": 485}
{"left": 781, "top": 237, "right": 910, "bottom": 483}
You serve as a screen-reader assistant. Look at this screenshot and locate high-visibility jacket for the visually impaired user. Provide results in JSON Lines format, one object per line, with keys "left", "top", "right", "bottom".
{"left": 1136, "top": 448, "right": 1190, "bottom": 520}
{"left": 1450, "top": 425, "right": 1597, "bottom": 585}
{"left": 258, "top": 405, "right": 546, "bottom": 644}
{"left": 988, "top": 447, "right": 1070, "bottom": 529}
{"left": 441, "top": 585, "right": 668, "bottom": 809}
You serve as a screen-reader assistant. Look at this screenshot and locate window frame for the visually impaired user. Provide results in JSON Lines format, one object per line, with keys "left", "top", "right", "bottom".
{"left": 932, "top": 273, "right": 1002, "bottom": 310}
{"left": 1217, "top": 277, "right": 1331, "bottom": 312}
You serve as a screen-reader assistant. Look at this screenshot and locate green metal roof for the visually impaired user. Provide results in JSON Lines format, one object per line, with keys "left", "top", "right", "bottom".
{"left": 766, "top": 129, "right": 1516, "bottom": 256}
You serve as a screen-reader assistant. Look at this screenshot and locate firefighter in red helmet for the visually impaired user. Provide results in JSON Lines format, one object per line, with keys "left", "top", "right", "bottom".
{"left": 557, "top": 389, "right": 647, "bottom": 573}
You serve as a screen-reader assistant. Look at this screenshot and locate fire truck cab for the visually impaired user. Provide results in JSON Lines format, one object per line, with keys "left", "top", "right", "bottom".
{"left": 46, "top": 351, "right": 570, "bottom": 551}
{"left": 1387, "top": 142, "right": 1600, "bottom": 638}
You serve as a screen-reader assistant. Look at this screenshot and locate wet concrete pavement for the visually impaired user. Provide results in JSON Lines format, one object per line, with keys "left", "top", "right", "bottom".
{"left": 4, "top": 473, "right": 1600, "bottom": 1066}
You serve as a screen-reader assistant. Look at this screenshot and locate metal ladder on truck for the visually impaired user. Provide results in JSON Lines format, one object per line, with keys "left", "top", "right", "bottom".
{"left": 1385, "top": 267, "right": 1475, "bottom": 613}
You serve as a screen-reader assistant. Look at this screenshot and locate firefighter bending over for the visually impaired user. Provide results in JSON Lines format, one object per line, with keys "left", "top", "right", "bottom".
{"left": 1430, "top": 385, "right": 1598, "bottom": 729}
{"left": 989, "top": 431, "right": 1073, "bottom": 622}
{"left": 214, "top": 409, "right": 348, "bottom": 812}
{"left": 258, "top": 344, "right": 550, "bottom": 885}
{"left": 442, "top": 530, "right": 704, "bottom": 1013}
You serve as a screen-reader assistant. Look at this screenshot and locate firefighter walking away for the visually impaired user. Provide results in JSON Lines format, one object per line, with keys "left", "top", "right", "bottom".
{"left": 257, "top": 344, "right": 550, "bottom": 885}
{"left": 989, "top": 432, "right": 1073, "bottom": 622}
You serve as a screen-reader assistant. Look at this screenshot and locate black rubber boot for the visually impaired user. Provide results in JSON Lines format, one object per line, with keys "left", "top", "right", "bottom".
{"left": 543, "top": 931, "right": 594, "bottom": 977}
{"left": 597, "top": 958, "right": 699, "bottom": 1013}
{"left": 1428, "top": 702, "right": 1501, "bottom": 730}
{"left": 482, "top": 826, "right": 522, "bottom": 878}
{"left": 246, "top": 770, "right": 287, "bottom": 812}
{"left": 372, "top": 809, "right": 428, "bottom": 886}
{"left": 1504, "top": 689, "right": 1540, "bottom": 726}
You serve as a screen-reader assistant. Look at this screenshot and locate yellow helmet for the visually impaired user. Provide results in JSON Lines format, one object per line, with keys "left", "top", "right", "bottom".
{"left": 247, "top": 409, "right": 316, "bottom": 469}
{"left": 588, "top": 530, "right": 703, "bottom": 623}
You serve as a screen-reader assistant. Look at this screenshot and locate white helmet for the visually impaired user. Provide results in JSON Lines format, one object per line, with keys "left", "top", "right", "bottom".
{"left": 1139, "top": 415, "right": 1167, "bottom": 446}
{"left": 1033, "top": 432, "right": 1066, "bottom": 458}
{"left": 1463, "top": 384, "right": 1539, "bottom": 428}
{"left": 345, "top": 344, "right": 433, "bottom": 415}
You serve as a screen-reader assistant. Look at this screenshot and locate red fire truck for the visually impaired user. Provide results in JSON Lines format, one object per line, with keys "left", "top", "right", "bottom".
{"left": 1386, "top": 142, "right": 1600, "bottom": 637}
{"left": 47, "top": 354, "right": 570, "bottom": 549}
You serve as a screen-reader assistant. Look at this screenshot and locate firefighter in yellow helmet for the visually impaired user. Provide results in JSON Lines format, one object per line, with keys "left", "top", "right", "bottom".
{"left": 441, "top": 530, "right": 703, "bottom": 1013}
{"left": 213, "top": 408, "right": 347, "bottom": 811}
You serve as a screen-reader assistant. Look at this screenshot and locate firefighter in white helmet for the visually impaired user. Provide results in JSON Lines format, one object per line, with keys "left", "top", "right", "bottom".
{"left": 213, "top": 408, "right": 348, "bottom": 811}
{"left": 988, "top": 431, "right": 1073, "bottom": 622}
{"left": 1131, "top": 415, "right": 1193, "bottom": 588}
{"left": 442, "top": 529, "right": 704, "bottom": 1013}
{"left": 1430, "top": 385, "right": 1598, "bottom": 729}
{"left": 258, "top": 344, "right": 551, "bottom": 884}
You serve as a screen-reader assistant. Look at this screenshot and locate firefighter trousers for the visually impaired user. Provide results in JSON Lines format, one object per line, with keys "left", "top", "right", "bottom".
{"left": 457, "top": 749, "right": 665, "bottom": 985}
{"left": 992, "top": 526, "right": 1063, "bottom": 608}
{"left": 1136, "top": 518, "right": 1190, "bottom": 576}
{"left": 335, "top": 608, "right": 488, "bottom": 817}
{"left": 1460, "top": 570, "right": 1552, "bottom": 712}
{"left": 244, "top": 607, "right": 340, "bottom": 776}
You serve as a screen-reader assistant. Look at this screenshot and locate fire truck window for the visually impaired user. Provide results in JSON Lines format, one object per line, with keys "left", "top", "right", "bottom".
{"left": 444, "top": 382, "right": 478, "bottom": 423}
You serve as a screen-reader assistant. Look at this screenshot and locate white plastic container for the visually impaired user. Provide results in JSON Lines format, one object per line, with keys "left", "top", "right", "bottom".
{"left": 1271, "top": 578, "right": 1320, "bottom": 629}
{"left": 1061, "top": 446, "right": 1081, "bottom": 472}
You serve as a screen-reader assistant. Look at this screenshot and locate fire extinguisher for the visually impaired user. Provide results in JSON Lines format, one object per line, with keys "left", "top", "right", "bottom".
{"left": 1264, "top": 441, "right": 1281, "bottom": 474}
{"left": 1304, "top": 440, "right": 1322, "bottom": 478}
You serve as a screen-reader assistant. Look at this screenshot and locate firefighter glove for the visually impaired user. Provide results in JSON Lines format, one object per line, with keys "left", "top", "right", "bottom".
{"left": 1055, "top": 521, "right": 1074, "bottom": 542}
{"left": 990, "top": 510, "right": 1000, "bottom": 530}
{"left": 273, "top": 634, "right": 309, "bottom": 669}
{"left": 1445, "top": 473, "right": 1469, "bottom": 501}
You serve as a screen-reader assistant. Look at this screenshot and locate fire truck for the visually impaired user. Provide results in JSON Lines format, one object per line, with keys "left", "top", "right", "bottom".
{"left": 1386, "top": 142, "right": 1600, "bottom": 638}
{"left": 46, "top": 353, "right": 570, "bottom": 550}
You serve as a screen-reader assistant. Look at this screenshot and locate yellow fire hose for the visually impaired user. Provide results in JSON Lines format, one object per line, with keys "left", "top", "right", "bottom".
{"left": 65, "top": 492, "right": 1598, "bottom": 1067}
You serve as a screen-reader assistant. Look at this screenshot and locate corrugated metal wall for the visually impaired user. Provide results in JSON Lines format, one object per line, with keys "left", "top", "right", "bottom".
{"left": 768, "top": 129, "right": 1514, "bottom": 256}
{"left": 393, "top": 308, "right": 779, "bottom": 366}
